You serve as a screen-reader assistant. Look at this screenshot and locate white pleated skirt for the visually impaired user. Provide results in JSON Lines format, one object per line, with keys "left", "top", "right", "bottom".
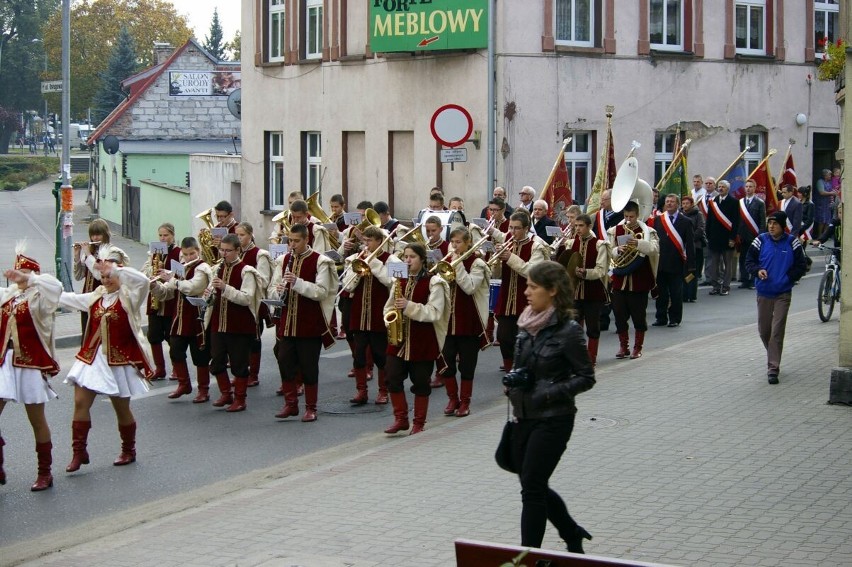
{"left": 0, "top": 359, "right": 58, "bottom": 404}
{"left": 64, "top": 346, "right": 150, "bottom": 399}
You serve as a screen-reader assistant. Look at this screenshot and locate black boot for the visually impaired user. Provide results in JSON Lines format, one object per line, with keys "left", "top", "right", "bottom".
{"left": 565, "top": 526, "right": 592, "bottom": 554}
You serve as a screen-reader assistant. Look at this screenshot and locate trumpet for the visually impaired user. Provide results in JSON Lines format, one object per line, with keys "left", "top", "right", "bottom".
{"left": 430, "top": 236, "right": 490, "bottom": 283}
{"left": 269, "top": 210, "right": 292, "bottom": 244}
{"left": 338, "top": 235, "right": 393, "bottom": 296}
{"left": 394, "top": 224, "right": 426, "bottom": 245}
{"left": 486, "top": 236, "right": 515, "bottom": 269}
{"left": 550, "top": 225, "right": 574, "bottom": 253}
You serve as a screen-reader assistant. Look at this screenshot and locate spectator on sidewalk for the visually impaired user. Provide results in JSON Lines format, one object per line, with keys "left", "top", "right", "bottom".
{"left": 744, "top": 211, "right": 808, "bottom": 385}
{"left": 503, "top": 261, "right": 595, "bottom": 552}
{"left": 680, "top": 195, "right": 705, "bottom": 302}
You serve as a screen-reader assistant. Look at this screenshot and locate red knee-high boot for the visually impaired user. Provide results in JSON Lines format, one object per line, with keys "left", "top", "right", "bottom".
{"left": 212, "top": 373, "right": 233, "bottom": 407}
{"left": 113, "top": 422, "right": 136, "bottom": 466}
{"left": 410, "top": 395, "right": 430, "bottom": 435}
{"left": 486, "top": 314, "right": 497, "bottom": 344}
{"left": 150, "top": 342, "right": 167, "bottom": 380}
{"left": 193, "top": 366, "right": 210, "bottom": 403}
{"left": 226, "top": 376, "right": 248, "bottom": 412}
{"left": 168, "top": 360, "right": 193, "bottom": 399}
{"left": 248, "top": 351, "right": 261, "bottom": 387}
{"left": 384, "top": 392, "right": 409, "bottom": 434}
{"left": 587, "top": 338, "right": 599, "bottom": 366}
{"left": 274, "top": 381, "right": 300, "bottom": 419}
{"left": 630, "top": 331, "right": 645, "bottom": 359}
{"left": 66, "top": 420, "right": 91, "bottom": 473}
{"left": 31, "top": 441, "right": 53, "bottom": 491}
{"left": 302, "top": 384, "right": 318, "bottom": 422}
{"left": 456, "top": 380, "right": 473, "bottom": 417}
{"left": 616, "top": 332, "right": 630, "bottom": 359}
{"left": 375, "top": 369, "right": 389, "bottom": 405}
{"left": 350, "top": 368, "right": 369, "bottom": 405}
{"left": 443, "top": 376, "right": 459, "bottom": 415}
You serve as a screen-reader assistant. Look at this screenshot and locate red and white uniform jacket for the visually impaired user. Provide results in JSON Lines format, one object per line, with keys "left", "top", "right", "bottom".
{"left": 208, "top": 260, "right": 263, "bottom": 336}
{"left": 341, "top": 250, "right": 393, "bottom": 333}
{"left": 491, "top": 233, "right": 550, "bottom": 317}
{"left": 143, "top": 244, "right": 181, "bottom": 317}
{"left": 383, "top": 273, "right": 449, "bottom": 362}
{"left": 151, "top": 259, "right": 213, "bottom": 340}
{"left": 566, "top": 234, "right": 610, "bottom": 302}
{"left": 447, "top": 255, "right": 491, "bottom": 348}
{"left": 0, "top": 273, "right": 62, "bottom": 375}
{"left": 607, "top": 222, "right": 660, "bottom": 293}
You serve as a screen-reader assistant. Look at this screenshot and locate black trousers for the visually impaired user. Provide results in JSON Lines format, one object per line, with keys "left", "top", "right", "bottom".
{"left": 146, "top": 314, "right": 171, "bottom": 344}
{"left": 277, "top": 337, "right": 322, "bottom": 385}
{"left": 574, "top": 300, "right": 603, "bottom": 339}
{"left": 352, "top": 330, "right": 387, "bottom": 369}
{"left": 386, "top": 356, "right": 434, "bottom": 396}
{"left": 80, "top": 312, "right": 88, "bottom": 336}
{"left": 510, "top": 414, "right": 580, "bottom": 548}
{"left": 338, "top": 296, "right": 353, "bottom": 334}
{"left": 654, "top": 271, "right": 684, "bottom": 325}
{"left": 683, "top": 248, "right": 702, "bottom": 301}
{"left": 612, "top": 290, "right": 649, "bottom": 333}
{"left": 439, "top": 335, "right": 480, "bottom": 381}
{"left": 496, "top": 315, "right": 519, "bottom": 360}
{"left": 210, "top": 332, "right": 252, "bottom": 378}
{"left": 169, "top": 333, "right": 211, "bottom": 367}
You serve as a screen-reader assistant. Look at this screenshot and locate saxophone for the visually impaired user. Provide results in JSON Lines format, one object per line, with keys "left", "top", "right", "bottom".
{"left": 150, "top": 252, "right": 162, "bottom": 311}
{"left": 384, "top": 278, "right": 404, "bottom": 346}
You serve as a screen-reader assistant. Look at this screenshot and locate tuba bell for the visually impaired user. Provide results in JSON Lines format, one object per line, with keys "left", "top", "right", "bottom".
{"left": 195, "top": 207, "right": 218, "bottom": 265}
{"left": 610, "top": 156, "right": 653, "bottom": 274}
{"left": 305, "top": 194, "right": 341, "bottom": 249}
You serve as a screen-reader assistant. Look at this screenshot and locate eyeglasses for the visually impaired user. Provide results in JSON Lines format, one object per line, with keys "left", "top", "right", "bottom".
{"left": 218, "top": 248, "right": 236, "bottom": 254}
{"left": 488, "top": 208, "right": 502, "bottom": 213}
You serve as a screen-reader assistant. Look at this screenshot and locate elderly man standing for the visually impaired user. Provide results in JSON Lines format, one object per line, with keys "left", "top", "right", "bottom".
{"left": 517, "top": 186, "right": 536, "bottom": 214}
{"left": 480, "top": 187, "right": 514, "bottom": 219}
{"left": 705, "top": 180, "right": 739, "bottom": 296}
{"left": 744, "top": 211, "right": 808, "bottom": 384}
{"left": 737, "top": 179, "right": 767, "bottom": 290}
{"left": 531, "top": 199, "right": 556, "bottom": 244}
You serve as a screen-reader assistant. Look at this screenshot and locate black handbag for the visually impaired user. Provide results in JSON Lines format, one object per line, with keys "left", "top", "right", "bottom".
{"left": 495, "top": 400, "right": 517, "bottom": 473}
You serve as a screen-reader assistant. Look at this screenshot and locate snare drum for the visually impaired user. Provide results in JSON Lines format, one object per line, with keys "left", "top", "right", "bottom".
{"left": 488, "top": 279, "right": 501, "bottom": 313}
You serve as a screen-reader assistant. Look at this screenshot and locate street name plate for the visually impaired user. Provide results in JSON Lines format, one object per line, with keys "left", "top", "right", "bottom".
{"left": 41, "top": 81, "right": 62, "bottom": 94}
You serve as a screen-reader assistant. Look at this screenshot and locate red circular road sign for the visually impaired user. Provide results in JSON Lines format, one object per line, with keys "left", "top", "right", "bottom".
{"left": 430, "top": 104, "right": 473, "bottom": 148}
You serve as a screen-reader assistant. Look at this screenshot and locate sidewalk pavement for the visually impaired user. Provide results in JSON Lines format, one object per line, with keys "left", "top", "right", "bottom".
{"left": 0, "top": 179, "right": 149, "bottom": 347}
{"left": 4, "top": 307, "right": 850, "bottom": 567}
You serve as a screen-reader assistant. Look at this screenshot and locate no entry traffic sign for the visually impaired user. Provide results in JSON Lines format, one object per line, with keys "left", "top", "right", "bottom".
{"left": 430, "top": 104, "right": 473, "bottom": 148}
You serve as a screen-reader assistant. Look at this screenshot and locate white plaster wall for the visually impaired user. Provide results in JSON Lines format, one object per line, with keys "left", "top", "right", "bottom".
{"left": 189, "top": 154, "right": 242, "bottom": 232}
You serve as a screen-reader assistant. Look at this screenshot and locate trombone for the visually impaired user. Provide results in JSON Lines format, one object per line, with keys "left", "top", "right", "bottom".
{"left": 429, "top": 236, "right": 490, "bottom": 283}
{"left": 486, "top": 236, "right": 515, "bottom": 269}
{"left": 338, "top": 235, "right": 393, "bottom": 296}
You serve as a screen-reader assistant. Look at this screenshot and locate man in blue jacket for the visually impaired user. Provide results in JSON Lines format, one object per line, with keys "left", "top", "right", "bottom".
{"left": 744, "top": 211, "right": 809, "bottom": 384}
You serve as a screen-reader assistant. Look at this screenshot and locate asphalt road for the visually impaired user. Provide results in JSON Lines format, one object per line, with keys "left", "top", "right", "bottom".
{"left": 0, "top": 255, "right": 830, "bottom": 549}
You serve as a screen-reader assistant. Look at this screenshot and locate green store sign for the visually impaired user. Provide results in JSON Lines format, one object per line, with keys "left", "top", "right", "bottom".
{"left": 370, "top": 0, "right": 488, "bottom": 53}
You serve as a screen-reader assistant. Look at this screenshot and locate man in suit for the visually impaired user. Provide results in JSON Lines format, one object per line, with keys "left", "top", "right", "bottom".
{"left": 737, "top": 179, "right": 767, "bottom": 290}
{"left": 517, "top": 186, "right": 535, "bottom": 214}
{"left": 531, "top": 199, "right": 556, "bottom": 244}
{"left": 705, "top": 180, "right": 740, "bottom": 296}
{"left": 780, "top": 184, "right": 803, "bottom": 236}
{"left": 480, "top": 187, "right": 514, "bottom": 219}
{"left": 652, "top": 194, "right": 695, "bottom": 327}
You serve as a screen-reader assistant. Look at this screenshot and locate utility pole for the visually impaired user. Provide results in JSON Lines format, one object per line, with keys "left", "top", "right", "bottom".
{"left": 55, "top": 0, "right": 73, "bottom": 290}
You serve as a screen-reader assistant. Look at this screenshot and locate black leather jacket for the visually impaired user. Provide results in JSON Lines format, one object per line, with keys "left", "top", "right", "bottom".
{"left": 507, "top": 314, "right": 595, "bottom": 420}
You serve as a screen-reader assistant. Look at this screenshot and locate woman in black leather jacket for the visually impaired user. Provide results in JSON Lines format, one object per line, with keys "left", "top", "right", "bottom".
{"left": 506, "top": 261, "right": 596, "bottom": 552}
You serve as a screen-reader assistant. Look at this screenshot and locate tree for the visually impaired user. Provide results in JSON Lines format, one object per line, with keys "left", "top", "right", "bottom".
{"left": 0, "top": 104, "right": 21, "bottom": 154}
{"left": 226, "top": 30, "right": 241, "bottom": 62}
{"left": 91, "top": 26, "right": 137, "bottom": 124}
{"left": 203, "top": 8, "right": 226, "bottom": 61}
{"left": 42, "top": 0, "right": 192, "bottom": 119}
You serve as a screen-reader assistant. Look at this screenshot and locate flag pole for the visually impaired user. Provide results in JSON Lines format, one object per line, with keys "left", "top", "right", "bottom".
{"left": 537, "top": 137, "right": 572, "bottom": 200}
{"left": 715, "top": 143, "right": 755, "bottom": 182}
{"left": 774, "top": 141, "right": 795, "bottom": 186}
{"left": 747, "top": 149, "right": 778, "bottom": 179}
{"left": 586, "top": 106, "right": 614, "bottom": 215}
{"left": 603, "top": 108, "right": 614, "bottom": 191}
{"left": 655, "top": 139, "right": 692, "bottom": 191}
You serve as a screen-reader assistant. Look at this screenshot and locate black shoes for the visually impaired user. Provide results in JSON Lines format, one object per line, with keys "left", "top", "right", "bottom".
{"left": 720, "top": 289, "right": 730, "bottom": 296}
{"left": 667, "top": 322, "right": 680, "bottom": 327}
{"left": 768, "top": 372, "right": 779, "bottom": 385}
{"left": 652, "top": 320, "right": 667, "bottom": 327}
{"left": 565, "top": 526, "right": 593, "bottom": 554}
{"left": 709, "top": 289, "right": 720, "bottom": 295}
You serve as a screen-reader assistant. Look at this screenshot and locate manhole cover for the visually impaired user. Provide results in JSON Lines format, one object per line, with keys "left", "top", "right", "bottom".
{"left": 583, "top": 416, "right": 620, "bottom": 429}
{"left": 320, "top": 400, "right": 388, "bottom": 415}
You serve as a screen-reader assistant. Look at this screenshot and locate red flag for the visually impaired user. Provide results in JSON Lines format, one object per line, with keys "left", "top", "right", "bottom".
{"left": 541, "top": 148, "right": 573, "bottom": 227}
{"left": 606, "top": 130, "right": 617, "bottom": 189}
{"left": 782, "top": 153, "right": 797, "bottom": 189}
{"left": 748, "top": 158, "right": 780, "bottom": 216}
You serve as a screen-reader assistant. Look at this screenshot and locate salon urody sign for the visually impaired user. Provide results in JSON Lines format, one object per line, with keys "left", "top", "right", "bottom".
{"left": 370, "top": 0, "right": 488, "bottom": 53}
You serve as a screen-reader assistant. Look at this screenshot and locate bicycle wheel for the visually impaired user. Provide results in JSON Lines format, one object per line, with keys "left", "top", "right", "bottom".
{"left": 818, "top": 269, "right": 835, "bottom": 322}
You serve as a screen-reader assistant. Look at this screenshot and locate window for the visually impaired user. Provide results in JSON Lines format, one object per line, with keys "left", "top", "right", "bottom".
{"left": 564, "top": 132, "right": 592, "bottom": 205}
{"left": 267, "top": 132, "right": 285, "bottom": 210}
{"left": 735, "top": 0, "right": 765, "bottom": 55}
{"left": 111, "top": 167, "right": 118, "bottom": 201}
{"left": 650, "top": 0, "right": 683, "bottom": 50}
{"left": 304, "top": 132, "right": 322, "bottom": 196}
{"left": 654, "top": 131, "right": 677, "bottom": 185}
{"left": 555, "top": 0, "right": 593, "bottom": 47}
{"left": 100, "top": 165, "right": 106, "bottom": 198}
{"left": 270, "top": 0, "right": 286, "bottom": 61}
{"left": 305, "top": 0, "right": 323, "bottom": 59}
{"left": 740, "top": 132, "right": 765, "bottom": 175}
{"left": 815, "top": 1, "right": 839, "bottom": 53}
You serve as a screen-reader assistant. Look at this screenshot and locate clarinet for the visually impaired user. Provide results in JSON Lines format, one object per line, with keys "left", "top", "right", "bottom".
{"left": 274, "top": 253, "right": 295, "bottom": 320}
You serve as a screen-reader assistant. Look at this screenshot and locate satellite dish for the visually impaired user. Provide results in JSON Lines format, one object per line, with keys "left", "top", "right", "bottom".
{"left": 227, "top": 88, "right": 241, "bottom": 119}
{"left": 102, "top": 135, "right": 120, "bottom": 155}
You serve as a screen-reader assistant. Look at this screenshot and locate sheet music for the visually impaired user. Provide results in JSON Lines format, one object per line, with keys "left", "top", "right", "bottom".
{"left": 386, "top": 258, "right": 407, "bottom": 279}
{"left": 261, "top": 299, "right": 285, "bottom": 307}
{"left": 617, "top": 235, "right": 631, "bottom": 246}
{"left": 269, "top": 244, "right": 289, "bottom": 260}
{"left": 427, "top": 249, "right": 444, "bottom": 264}
{"left": 545, "top": 226, "right": 563, "bottom": 237}
{"left": 480, "top": 241, "right": 496, "bottom": 254}
{"left": 170, "top": 260, "right": 185, "bottom": 279}
{"left": 470, "top": 218, "right": 488, "bottom": 229}
{"left": 343, "top": 212, "right": 362, "bottom": 226}
{"left": 185, "top": 297, "right": 208, "bottom": 308}
{"left": 211, "top": 228, "right": 228, "bottom": 239}
{"left": 149, "top": 242, "right": 168, "bottom": 255}
{"left": 324, "top": 250, "right": 342, "bottom": 263}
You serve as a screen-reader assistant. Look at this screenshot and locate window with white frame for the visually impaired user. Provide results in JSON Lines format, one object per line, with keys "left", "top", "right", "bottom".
{"left": 815, "top": 1, "right": 839, "bottom": 53}
{"left": 654, "top": 131, "right": 677, "bottom": 185}
{"left": 305, "top": 132, "right": 322, "bottom": 197}
{"left": 269, "top": 0, "right": 286, "bottom": 61}
{"left": 305, "top": 0, "right": 323, "bottom": 59}
{"left": 555, "top": 0, "right": 593, "bottom": 47}
{"left": 111, "top": 167, "right": 118, "bottom": 201}
{"left": 740, "top": 132, "right": 765, "bottom": 175}
{"left": 564, "top": 132, "right": 592, "bottom": 205}
{"left": 267, "top": 132, "right": 285, "bottom": 209}
{"left": 650, "top": 0, "right": 683, "bottom": 50}
{"left": 735, "top": 0, "right": 765, "bottom": 55}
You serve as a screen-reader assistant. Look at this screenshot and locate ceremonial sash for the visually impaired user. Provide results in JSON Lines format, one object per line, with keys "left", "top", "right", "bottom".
{"left": 594, "top": 209, "right": 606, "bottom": 239}
{"left": 801, "top": 222, "right": 814, "bottom": 242}
{"left": 780, "top": 199, "right": 793, "bottom": 234}
{"left": 698, "top": 198, "right": 708, "bottom": 217}
{"left": 739, "top": 200, "right": 760, "bottom": 237}
{"left": 709, "top": 200, "right": 732, "bottom": 231}
{"left": 659, "top": 213, "right": 687, "bottom": 262}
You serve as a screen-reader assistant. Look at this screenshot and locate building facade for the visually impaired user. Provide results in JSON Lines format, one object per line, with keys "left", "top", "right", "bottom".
{"left": 239, "top": 0, "right": 840, "bottom": 234}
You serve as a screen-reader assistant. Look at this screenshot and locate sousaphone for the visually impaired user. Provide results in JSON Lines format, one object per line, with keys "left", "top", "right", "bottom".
{"left": 610, "top": 156, "right": 654, "bottom": 275}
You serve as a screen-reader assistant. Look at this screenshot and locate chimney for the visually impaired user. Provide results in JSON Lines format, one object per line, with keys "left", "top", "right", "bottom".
{"left": 153, "top": 42, "right": 174, "bottom": 65}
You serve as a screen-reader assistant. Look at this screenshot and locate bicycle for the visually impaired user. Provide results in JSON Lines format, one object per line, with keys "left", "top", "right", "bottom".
{"left": 817, "top": 245, "right": 841, "bottom": 322}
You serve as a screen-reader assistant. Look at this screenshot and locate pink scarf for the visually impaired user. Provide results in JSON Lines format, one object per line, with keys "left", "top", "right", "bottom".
{"left": 517, "top": 305, "right": 555, "bottom": 337}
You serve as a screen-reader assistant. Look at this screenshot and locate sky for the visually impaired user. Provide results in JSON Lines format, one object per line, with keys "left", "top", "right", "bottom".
{"left": 165, "top": 1, "right": 241, "bottom": 44}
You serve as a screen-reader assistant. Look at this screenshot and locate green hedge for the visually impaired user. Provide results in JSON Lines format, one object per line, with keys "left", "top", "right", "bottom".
{"left": 0, "top": 156, "right": 60, "bottom": 191}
